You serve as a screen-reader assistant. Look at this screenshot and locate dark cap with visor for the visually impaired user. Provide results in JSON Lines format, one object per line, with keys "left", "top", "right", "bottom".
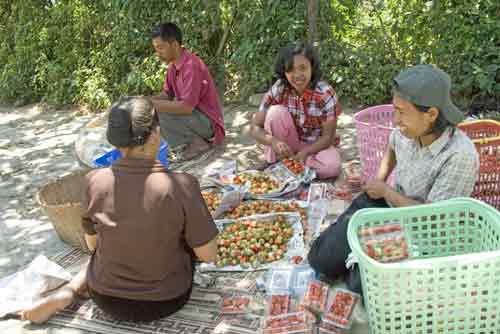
{"left": 393, "top": 64, "right": 465, "bottom": 125}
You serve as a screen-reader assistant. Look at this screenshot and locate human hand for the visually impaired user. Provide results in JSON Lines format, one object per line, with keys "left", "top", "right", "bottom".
{"left": 362, "top": 180, "right": 389, "bottom": 199}
{"left": 293, "top": 150, "right": 309, "bottom": 163}
{"left": 271, "top": 139, "right": 292, "bottom": 158}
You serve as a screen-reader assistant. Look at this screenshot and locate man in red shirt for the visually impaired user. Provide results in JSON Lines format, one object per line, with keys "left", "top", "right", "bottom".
{"left": 150, "top": 23, "right": 225, "bottom": 160}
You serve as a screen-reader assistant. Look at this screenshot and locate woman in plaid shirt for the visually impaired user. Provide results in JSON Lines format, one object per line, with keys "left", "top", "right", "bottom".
{"left": 249, "top": 42, "right": 342, "bottom": 179}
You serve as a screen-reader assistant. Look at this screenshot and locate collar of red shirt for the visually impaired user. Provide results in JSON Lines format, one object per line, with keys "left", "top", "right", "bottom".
{"left": 172, "top": 48, "right": 188, "bottom": 70}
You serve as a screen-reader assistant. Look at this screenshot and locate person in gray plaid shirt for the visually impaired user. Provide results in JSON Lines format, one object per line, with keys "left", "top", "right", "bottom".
{"left": 308, "top": 64, "right": 479, "bottom": 295}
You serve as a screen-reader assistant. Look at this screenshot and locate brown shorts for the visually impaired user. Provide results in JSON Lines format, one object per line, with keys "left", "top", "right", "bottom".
{"left": 88, "top": 286, "right": 192, "bottom": 322}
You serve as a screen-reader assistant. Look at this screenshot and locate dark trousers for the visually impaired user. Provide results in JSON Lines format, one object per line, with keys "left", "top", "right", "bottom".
{"left": 89, "top": 286, "right": 192, "bottom": 322}
{"left": 87, "top": 252, "right": 195, "bottom": 323}
{"left": 308, "top": 193, "right": 389, "bottom": 294}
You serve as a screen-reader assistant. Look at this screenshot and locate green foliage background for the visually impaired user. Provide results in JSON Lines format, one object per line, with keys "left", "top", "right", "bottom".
{"left": 0, "top": 0, "right": 499, "bottom": 111}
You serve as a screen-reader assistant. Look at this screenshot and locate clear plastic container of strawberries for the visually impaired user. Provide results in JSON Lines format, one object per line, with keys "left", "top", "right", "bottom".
{"left": 317, "top": 319, "right": 347, "bottom": 334}
{"left": 322, "top": 288, "right": 360, "bottom": 330}
{"left": 299, "top": 280, "right": 329, "bottom": 312}
{"left": 261, "top": 311, "right": 314, "bottom": 334}
{"left": 221, "top": 293, "right": 252, "bottom": 314}
{"left": 266, "top": 293, "right": 292, "bottom": 316}
{"left": 358, "top": 223, "right": 409, "bottom": 263}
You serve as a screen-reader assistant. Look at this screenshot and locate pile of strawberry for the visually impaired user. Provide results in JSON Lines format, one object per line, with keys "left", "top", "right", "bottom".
{"left": 300, "top": 280, "right": 328, "bottom": 312}
{"left": 359, "top": 224, "right": 409, "bottom": 262}
{"left": 268, "top": 294, "right": 291, "bottom": 316}
{"left": 202, "top": 191, "right": 221, "bottom": 214}
{"left": 224, "top": 200, "right": 306, "bottom": 221}
{"left": 233, "top": 172, "right": 280, "bottom": 195}
{"left": 215, "top": 215, "right": 295, "bottom": 267}
{"left": 282, "top": 158, "right": 305, "bottom": 175}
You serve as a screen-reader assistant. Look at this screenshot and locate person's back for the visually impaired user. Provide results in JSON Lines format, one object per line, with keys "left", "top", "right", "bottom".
{"left": 85, "top": 161, "right": 215, "bottom": 301}
{"left": 20, "top": 97, "right": 218, "bottom": 324}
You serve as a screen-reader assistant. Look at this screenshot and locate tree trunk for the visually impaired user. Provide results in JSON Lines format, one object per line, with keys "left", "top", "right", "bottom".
{"left": 202, "top": 0, "right": 226, "bottom": 100}
{"left": 307, "top": 0, "right": 318, "bottom": 45}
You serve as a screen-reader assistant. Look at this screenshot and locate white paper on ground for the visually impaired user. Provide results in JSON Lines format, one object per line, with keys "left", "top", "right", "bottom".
{"left": 0, "top": 255, "right": 73, "bottom": 317}
{"left": 213, "top": 189, "right": 245, "bottom": 218}
{"left": 203, "top": 160, "right": 238, "bottom": 179}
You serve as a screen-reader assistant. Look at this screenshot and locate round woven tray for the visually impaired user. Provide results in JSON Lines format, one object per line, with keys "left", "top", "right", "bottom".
{"left": 37, "top": 170, "right": 91, "bottom": 253}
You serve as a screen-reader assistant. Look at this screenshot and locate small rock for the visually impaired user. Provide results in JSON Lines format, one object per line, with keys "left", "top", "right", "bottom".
{"left": 0, "top": 138, "right": 12, "bottom": 149}
{"left": 0, "top": 158, "right": 23, "bottom": 176}
{"left": 0, "top": 127, "right": 16, "bottom": 140}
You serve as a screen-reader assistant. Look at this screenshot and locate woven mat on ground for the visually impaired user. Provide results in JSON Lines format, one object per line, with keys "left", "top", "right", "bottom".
{"left": 47, "top": 247, "right": 263, "bottom": 334}
{"left": 168, "top": 145, "right": 218, "bottom": 174}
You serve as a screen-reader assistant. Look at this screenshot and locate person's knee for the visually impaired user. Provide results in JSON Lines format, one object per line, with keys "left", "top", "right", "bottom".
{"left": 308, "top": 245, "right": 327, "bottom": 277}
{"left": 307, "top": 240, "right": 322, "bottom": 270}
{"left": 264, "top": 105, "right": 290, "bottom": 125}
{"left": 307, "top": 237, "right": 346, "bottom": 279}
{"left": 312, "top": 151, "right": 342, "bottom": 179}
{"left": 316, "top": 161, "right": 341, "bottom": 179}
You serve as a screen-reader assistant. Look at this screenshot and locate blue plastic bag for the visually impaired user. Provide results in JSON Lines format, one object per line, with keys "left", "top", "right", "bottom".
{"left": 93, "top": 141, "right": 169, "bottom": 168}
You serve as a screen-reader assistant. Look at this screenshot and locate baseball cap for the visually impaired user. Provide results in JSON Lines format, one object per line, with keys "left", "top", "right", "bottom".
{"left": 393, "top": 64, "right": 464, "bottom": 125}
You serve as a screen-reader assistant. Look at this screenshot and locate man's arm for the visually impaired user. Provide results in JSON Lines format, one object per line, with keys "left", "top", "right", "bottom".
{"left": 363, "top": 179, "right": 424, "bottom": 207}
{"left": 364, "top": 144, "right": 421, "bottom": 207}
{"left": 183, "top": 176, "right": 220, "bottom": 262}
{"left": 84, "top": 234, "right": 97, "bottom": 252}
{"left": 82, "top": 215, "right": 98, "bottom": 252}
{"left": 376, "top": 146, "right": 396, "bottom": 182}
{"left": 193, "top": 238, "right": 218, "bottom": 263}
{"left": 383, "top": 186, "right": 423, "bottom": 207}
{"left": 153, "top": 60, "right": 202, "bottom": 116}
{"left": 297, "top": 119, "right": 336, "bottom": 156}
{"left": 150, "top": 98, "right": 193, "bottom": 115}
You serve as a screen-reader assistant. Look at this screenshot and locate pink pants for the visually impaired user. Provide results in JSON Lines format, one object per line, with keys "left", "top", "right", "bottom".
{"left": 264, "top": 105, "right": 342, "bottom": 179}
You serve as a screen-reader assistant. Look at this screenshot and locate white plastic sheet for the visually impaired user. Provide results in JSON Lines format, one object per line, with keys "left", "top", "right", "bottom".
{"left": 0, "top": 255, "right": 73, "bottom": 317}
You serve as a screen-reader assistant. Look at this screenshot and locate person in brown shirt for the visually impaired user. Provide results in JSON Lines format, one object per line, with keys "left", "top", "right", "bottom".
{"left": 21, "top": 96, "right": 218, "bottom": 323}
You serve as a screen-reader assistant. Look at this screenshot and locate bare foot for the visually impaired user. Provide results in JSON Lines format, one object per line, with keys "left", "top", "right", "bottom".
{"left": 20, "top": 287, "right": 75, "bottom": 324}
{"left": 183, "top": 137, "right": 211, "bottom": 160}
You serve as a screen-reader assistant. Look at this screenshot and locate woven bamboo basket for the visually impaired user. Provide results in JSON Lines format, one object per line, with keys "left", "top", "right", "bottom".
{"left": 37, "top": 170, "right": 90, "bottom": 253}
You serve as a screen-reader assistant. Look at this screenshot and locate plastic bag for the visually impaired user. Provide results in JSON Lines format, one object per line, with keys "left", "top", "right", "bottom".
{"left": 322, "top": 288, "right": 360, "bottom": 330}
{"left": 307, "top": 199, "right": 329, "bottom": 239}
{"left": 201, "top": 187, "right": 244, "bottom": 219}
{"left": 263, "top": 265, "right": 315, "bottom": 297}
{"left": 0, "top": 255, "right": 73, "bottom": 317}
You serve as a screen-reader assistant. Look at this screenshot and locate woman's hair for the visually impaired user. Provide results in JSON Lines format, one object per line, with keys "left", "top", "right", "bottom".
{"left": 106, "top": 96, "right": 159, "bottom": 148}
{"left": 151, "top": 22, "right": 182, "bottom": 44}
{"left": 414, "top": 104, "right": 453, "bottom": 134}
{"left": 274, "top": 41, "right": 322, "bottom": 89}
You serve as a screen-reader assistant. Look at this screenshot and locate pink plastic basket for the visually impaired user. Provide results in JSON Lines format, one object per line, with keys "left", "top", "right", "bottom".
{"left": 353, "top": 104, "right": 395, "bottom": 183}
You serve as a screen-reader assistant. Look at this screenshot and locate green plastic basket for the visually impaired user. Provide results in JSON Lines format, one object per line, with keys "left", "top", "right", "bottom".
{"left": 347, "top": 198, "right": 500, "bottom": 334}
